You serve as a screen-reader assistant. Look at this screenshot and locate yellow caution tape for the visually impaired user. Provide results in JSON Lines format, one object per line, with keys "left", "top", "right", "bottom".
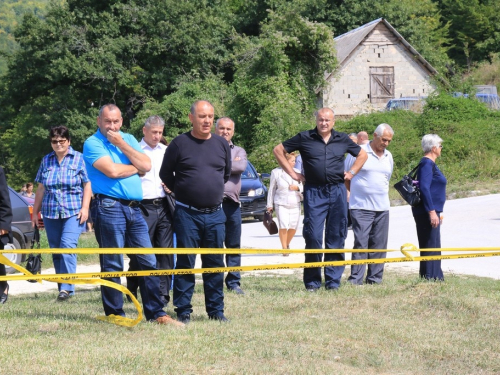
{"left": 1, "top": 244, "right": 500, "bottom": 327}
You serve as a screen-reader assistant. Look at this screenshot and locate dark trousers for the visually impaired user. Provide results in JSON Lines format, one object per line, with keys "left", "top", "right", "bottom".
{"left": 302, "top": 183, "right": 348, "bottom": 289}
{"left": 127, "top": 200, "right": 174, "bottom": 302}
{"left": 0, "top": 235, "right": 8, "bottom": 295}
{"left": 413, "top": 212, "right": 444, "bottom": 281}
{"left": 91, "top": 197, "right": 165, "bottom": 321}
{"left": 222, "top": 201, "right": 242, "bottom": 289}
{"left": 173, "top": 205, "right": 226, "bottom": 317}
{"left": 348, "top": 209, "right": 389, "bottom": 285}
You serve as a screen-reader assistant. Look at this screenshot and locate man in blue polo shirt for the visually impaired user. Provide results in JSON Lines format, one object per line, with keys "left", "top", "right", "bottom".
{"left": 83, "top": 104, "right": 182, "bottom": 327}
{"left": 273, "top": 107, "right": 367, "bottom": 291}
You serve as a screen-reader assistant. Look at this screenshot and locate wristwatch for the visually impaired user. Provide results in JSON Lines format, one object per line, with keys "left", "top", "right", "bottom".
{"left": 348, "top": 169, "right": 356, "bottom": 176}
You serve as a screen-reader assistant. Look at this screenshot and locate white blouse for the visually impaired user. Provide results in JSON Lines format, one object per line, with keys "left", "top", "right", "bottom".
{"left": 267, "top": 168, "right": 303, "bottom": 208}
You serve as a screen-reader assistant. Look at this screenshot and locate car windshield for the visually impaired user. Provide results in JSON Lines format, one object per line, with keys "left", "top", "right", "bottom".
{"left": 241, "top": 163, "right": 257, "bottom": 179}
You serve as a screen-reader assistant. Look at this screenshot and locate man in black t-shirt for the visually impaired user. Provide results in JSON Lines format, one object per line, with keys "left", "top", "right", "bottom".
{"left": 273, "top": 108, "right": 367, "bottom": 292}
{"left": 160, "top": 100, "right": 231, "bottom": 324}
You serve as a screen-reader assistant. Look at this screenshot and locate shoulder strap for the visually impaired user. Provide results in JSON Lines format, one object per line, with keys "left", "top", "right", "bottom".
{"left": 408, "top": 161, "right": 422, "bottom": 179}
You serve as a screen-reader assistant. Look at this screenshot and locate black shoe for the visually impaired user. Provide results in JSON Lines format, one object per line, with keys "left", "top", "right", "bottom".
{"left": 177, "top": 313, "right": 191, "bottom": 324}
{"left": 57, "top": 290, "right": 71, "bottom": 301}
{"left": 228, "top": 286, "right": 245, "bottom": 295}
{"left": 208, "top": 313, "right": 229, "bottom": 322}
{"left": 306, "top": 287, "right": 319, "bottom": 293}
{"left": 0, "top": 284, "right": 9, "bottom": 304}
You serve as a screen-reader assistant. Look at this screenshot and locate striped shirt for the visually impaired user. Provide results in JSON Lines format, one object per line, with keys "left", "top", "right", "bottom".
{"left": 35, "top": 147, "right": 89, "bottom": 219}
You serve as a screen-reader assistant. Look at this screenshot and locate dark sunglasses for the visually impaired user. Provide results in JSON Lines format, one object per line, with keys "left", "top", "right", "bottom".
{"left": 51, "top": 139, "right": 67, "bottom": 145}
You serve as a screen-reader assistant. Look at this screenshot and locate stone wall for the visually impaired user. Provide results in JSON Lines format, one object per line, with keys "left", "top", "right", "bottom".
{"left": 323, "top": 24, "right": 436, "bottom": 116}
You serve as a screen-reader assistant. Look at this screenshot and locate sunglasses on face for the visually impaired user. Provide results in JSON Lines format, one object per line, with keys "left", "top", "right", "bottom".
{"left": 51, "top": 139, "right": 67, "bottom": 145}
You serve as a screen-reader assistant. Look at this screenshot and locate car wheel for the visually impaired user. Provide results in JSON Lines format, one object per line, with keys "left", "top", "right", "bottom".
{"left": 255, "top": 215, "right": 264, "bottom": 222}
{"left": 4, "top": 237, "right": 23, "bottom": 274}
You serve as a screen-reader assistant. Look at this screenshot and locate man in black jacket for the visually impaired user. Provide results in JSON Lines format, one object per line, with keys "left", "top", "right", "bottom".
{"left": 0, "top": 166, "right": 13, "bottom": 303}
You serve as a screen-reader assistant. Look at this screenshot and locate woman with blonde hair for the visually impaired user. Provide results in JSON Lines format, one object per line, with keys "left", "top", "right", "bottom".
{"left": 267, "top": 152, "right": 303, "bottom": 255}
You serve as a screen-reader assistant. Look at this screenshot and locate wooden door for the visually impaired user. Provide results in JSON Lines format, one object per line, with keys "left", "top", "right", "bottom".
{"left": 370, "top": 67, "right": 394, "bottom": 103}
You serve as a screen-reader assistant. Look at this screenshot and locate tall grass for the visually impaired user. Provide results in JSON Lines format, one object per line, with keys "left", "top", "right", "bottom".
{"left": 2, "top": 272, "right": 500, "bottom": 374}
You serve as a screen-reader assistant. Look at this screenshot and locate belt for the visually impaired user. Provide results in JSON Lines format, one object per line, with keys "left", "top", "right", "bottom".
{"left": 142, "top": 198, "right": 164, "bottom": 206}
{"left": 176, "top": 201, "right": 222, "bottom": 214}
{"left": 95, "top": 194, "right": 149, "bottom": 216}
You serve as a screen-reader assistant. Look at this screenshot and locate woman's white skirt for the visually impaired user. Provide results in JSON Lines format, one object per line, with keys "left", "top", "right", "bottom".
{"left": 275, "top": 204, "right": 301, "bottom": 230}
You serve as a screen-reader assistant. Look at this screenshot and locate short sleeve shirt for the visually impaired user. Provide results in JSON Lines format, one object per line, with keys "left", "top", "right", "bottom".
{"left": 83, "top": 130, "right": 144, "bottom": 201}
{"left": 35, "top": 147, "right": 89, "bottom": 219}
{"left": 345, "top": 143, "right": 393, "bottom": 211}
{"left": 282, "top": 128, "right": 361, "bottom": 185}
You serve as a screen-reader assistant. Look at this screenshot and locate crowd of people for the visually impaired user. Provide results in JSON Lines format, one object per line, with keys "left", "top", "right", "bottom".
{"left": 0, "top": 102, "right": 447, "bottom": 325}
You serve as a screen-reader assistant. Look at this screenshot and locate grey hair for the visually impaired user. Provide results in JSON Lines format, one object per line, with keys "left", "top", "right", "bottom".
{"left": 215, "top": 117, "right": 234, "bottom": 128}
{"left": 190, "top": 100, "right": 214, "bottom": 115}
{"left": 98, "top": 104, "right": 121, "bottom": 117}
{"left": 348, "top": 133, "right": 358, "bottom": 138}
{"left": 421, "top": 134, "right": 443, "bottom": 154}
{"left": 374, "top": 123, "right": 394, "bottom": 136}
{"left": 144, "top": 115, "right": 165, "bottom": 128}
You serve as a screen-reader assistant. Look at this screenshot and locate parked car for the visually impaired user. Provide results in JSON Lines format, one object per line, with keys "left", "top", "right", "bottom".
{"left": 452, "top": 92, "right": 500, "bottom": 110}
{"left": 240, "top": 161, "right": 268, "bottom": 221}
{"left": 385, "top": 97, "right": 426, "bottom": 112}
{"left": 4, "top": 187, "right": 36, "bottom": 273}
{"left": 20, "top": 195, "right": 44, "bottom": 229}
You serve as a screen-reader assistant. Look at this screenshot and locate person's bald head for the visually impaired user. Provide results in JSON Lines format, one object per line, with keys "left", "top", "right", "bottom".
{"left": 357, "top": 131, "right": 369, "bottom": 145}
{"left": 315, "top": 107, "right": 335, "bottom": 137}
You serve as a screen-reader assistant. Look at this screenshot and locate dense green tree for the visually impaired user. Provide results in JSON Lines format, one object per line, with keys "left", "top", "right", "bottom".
{"left": 436, "top": 0, "right": 500, "bottom": 69}
{"left": 0, "top": 0, "right": 234, "bottom": 185}
{"left": 0, "top": 0, "right": 50, "bottom": 76}
{"left": 228, "top": 8, "right": 337, "bottom": 172}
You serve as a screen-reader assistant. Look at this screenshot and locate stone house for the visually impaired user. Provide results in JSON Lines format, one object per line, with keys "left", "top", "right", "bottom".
{"left": 319, "top": 18, "right": 438, "bottom": 117}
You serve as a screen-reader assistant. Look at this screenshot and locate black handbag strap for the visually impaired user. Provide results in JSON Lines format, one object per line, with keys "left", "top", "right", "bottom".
{"left": 408, "top": 162, "right": 422, "bottom": 179}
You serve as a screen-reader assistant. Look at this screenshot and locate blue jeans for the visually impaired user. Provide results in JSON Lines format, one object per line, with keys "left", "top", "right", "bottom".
{"left": 44, "top": 215, "right": 84, "bottom": 294}
{"left": 173, "top": 205, "right": 226, "bottom": 317}
{"left": 91, "top": 197, "right": 166, "bottom": 321}
{"left": 223, "top": 201, "right": 242, "bottom": 289}
{"left": 302, "top": 183, "right": 348, "bottom": 289}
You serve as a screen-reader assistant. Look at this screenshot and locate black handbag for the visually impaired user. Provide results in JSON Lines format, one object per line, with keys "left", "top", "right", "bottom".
{"left": 393, "top": 164, "right": 421, "bottom": 207}
{"left": 263, "top": 211, "right": 279, "bottom": 235}
{"left": 25, "top": 225, "right": 42, "bottom": 283}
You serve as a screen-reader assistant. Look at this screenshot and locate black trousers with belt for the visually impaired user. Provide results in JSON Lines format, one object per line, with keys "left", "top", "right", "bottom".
{"left": 127, "top": 199, "right": 175, "bottom": 302}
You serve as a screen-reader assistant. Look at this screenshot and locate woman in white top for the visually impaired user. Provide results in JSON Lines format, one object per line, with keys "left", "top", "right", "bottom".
{"left": 266, "top": 152, "right": 303, "bottom": 255}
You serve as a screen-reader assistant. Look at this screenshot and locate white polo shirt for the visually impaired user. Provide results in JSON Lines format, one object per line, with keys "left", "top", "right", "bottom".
{"left": 345, "top": 142, "right": 393, "bottom": 211}
{"left": 140, "top": 139, "right": 166, "bottom": 199}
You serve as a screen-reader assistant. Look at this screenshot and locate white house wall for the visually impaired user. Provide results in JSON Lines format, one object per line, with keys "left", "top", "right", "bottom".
{"left": 323, "top": 25, "right": 436, "bottom": 116}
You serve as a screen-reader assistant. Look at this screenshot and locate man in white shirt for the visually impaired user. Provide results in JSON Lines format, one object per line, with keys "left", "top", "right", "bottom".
{"left": 345, "top": 123, "right": 394, "bottom": 285}
{"left": 127, "top": 115, "right": 174, "bottom": 305}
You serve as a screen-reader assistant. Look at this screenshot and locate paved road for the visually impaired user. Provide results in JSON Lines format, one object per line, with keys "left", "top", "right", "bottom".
{"left": 8, "top": 194, "right": 500, "bottom": 295}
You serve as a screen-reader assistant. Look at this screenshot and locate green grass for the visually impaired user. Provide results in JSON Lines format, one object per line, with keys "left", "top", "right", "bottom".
{"left": 2, "top": 271, "right": 500, "bottom": 374}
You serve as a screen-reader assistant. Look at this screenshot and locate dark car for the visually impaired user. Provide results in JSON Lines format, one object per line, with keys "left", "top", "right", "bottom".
{"left": 4, "top": 187, "right": 36, "bottom": 273}
{"left": 385, "top": 97, "right": 426, "bottom": 111}
{"left": 240, "top": 161, "right": 268, "bottom": 221}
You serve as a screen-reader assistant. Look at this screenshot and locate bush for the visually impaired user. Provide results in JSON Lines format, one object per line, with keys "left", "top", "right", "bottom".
{"left": 336, "top": 94, "right": 500, "bottom": 186}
